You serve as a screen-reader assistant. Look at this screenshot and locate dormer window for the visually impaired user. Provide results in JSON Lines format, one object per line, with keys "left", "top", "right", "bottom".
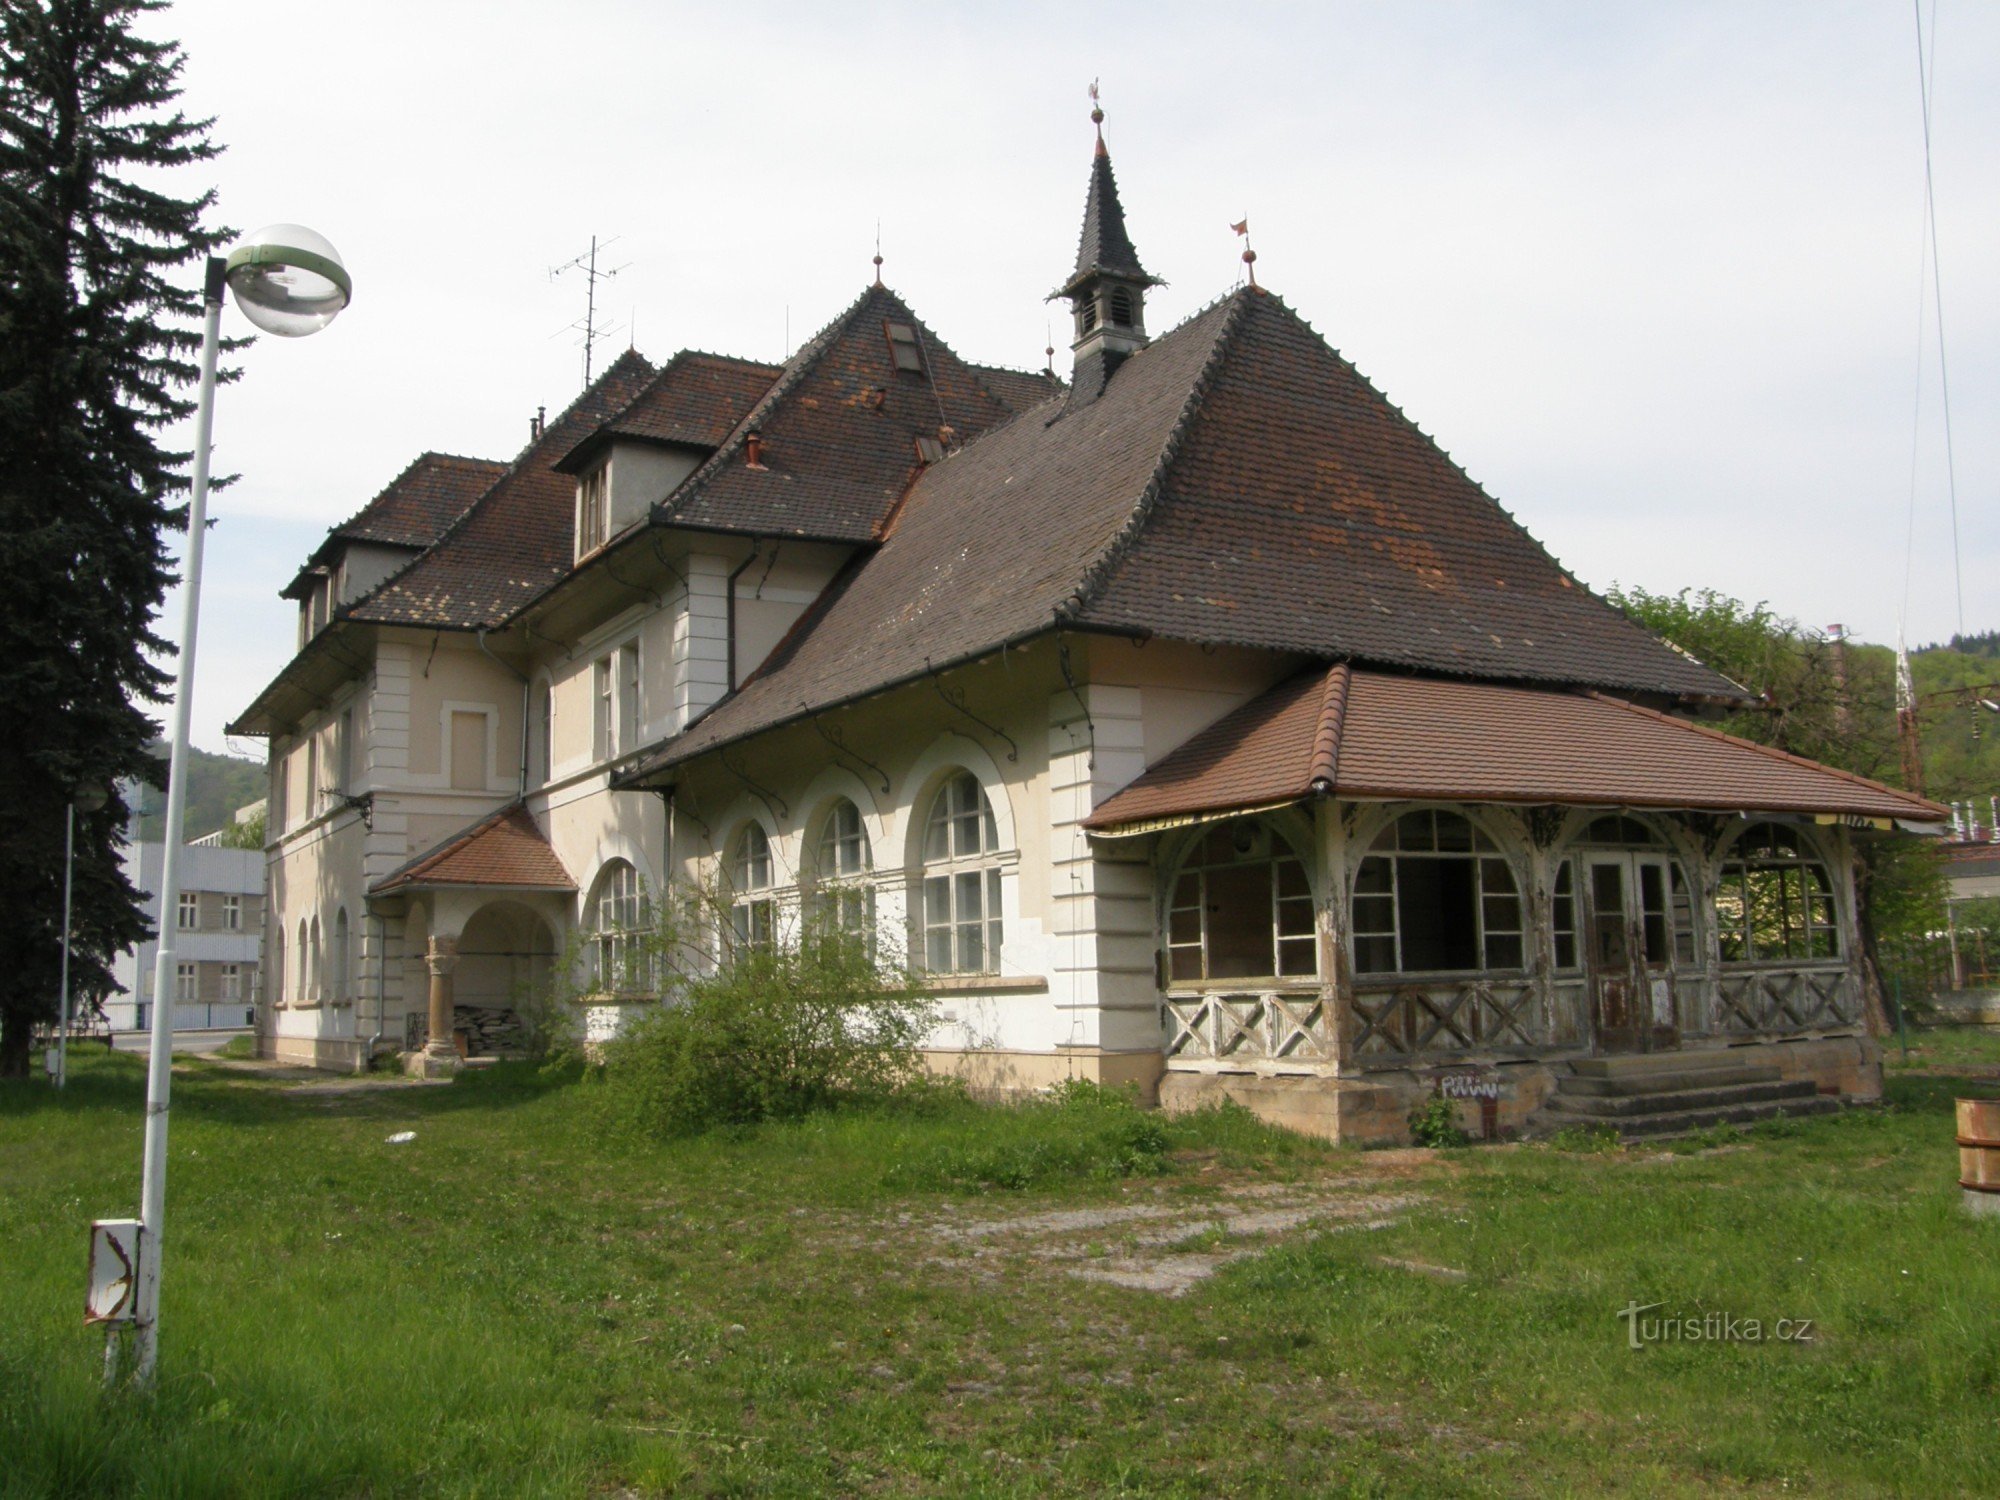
{"left": 884, "top": 321, "right": 923, "bottom": 373}
{"left": 577, "top": 464, "right": 609, "bottom": 555}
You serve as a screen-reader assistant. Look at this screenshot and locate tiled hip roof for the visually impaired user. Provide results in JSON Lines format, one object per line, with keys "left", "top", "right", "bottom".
{"left": 1084, "top": 666, "right": 1949, "bottom": 830}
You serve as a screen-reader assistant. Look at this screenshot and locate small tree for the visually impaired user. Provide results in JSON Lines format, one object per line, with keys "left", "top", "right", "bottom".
{"left": 0, "top": 1, "right": 233, "bottom": 1074}
{"left": 532, "top": 877, "right": 936, "bottom": 1136}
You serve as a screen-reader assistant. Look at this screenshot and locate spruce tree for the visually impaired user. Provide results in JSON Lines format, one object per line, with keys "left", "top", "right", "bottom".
{"left": 0, "top": 0, "right": 231, "bottom": 1075}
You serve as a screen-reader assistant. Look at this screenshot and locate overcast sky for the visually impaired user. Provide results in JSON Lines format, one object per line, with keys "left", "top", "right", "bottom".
{"left": 150, "top": 0, "right": 1997, "bottom": 756}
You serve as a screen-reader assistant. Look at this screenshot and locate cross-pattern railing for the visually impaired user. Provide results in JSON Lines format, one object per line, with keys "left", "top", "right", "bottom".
{"left": 1164, "top": 989, "right": 1336, "bottom": 1071}
{"left": 1715, "top": 965, "right": 1857, "bottom": 1035}
{"left": 1345, "top": 979, "right": 1542, "bottom": 1063}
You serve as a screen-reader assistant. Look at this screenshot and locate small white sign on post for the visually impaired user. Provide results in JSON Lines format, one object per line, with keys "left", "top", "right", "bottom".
{"left": 87, "top": 1219, "right": 143, "bottom": 1325}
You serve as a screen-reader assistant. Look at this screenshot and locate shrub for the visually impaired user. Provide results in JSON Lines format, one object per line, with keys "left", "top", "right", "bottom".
{"left": 598, "top": 925, "right": 933, "bottom": 1138}
{"left": 1408, "top": 1093, "right": 1470, "bottom": 1148}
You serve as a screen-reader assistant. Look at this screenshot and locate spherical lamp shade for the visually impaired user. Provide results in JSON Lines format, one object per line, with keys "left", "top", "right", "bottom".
{"left": 225, "top": 224, "right": 351, "bottom": 337}
{"left": 72, "top": 782, "right": 109, "bottom": 814}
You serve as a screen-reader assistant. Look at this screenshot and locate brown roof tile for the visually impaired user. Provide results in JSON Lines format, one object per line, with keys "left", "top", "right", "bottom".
{"left": 331, "top": 452, "right": 508, "bottom": 549}
{"left": 350, "top": 351, "right": 656, "bottom": 628}
{"left": 970, "top": 362, "right": 1063, "bottom": 416}
{"left": 1084, "top": 666, "right": 1949, "bottom": 828}
{"left": 371, "top": 804, "right": 575, "bottom": 893}
{"left": 631, "top": 294, "right": 1246, "bottom": 776}
{"left": 1070, "top": 291, "right": 1738, "bottom": 698}
{"left": 559, "top": 351, "right": 781, "bottom": 471}
{"left": 655, "top": 284, "right": 1021, "bottom": 543}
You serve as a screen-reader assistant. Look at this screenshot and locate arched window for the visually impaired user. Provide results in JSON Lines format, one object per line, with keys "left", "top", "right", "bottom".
{"left": 728, "top": 824, "right": 775, "bottom": 952}
{"left": 295, "top": 918, "right": 310, "bottom": 1001}
{"left": 1077, "top": 296, "right": 1098, "bottom": 336}
{"left": 922, "top": 772, "right": 1003, "bottom": 973}
{"left": 813, "top": 798, "right": 872, "bottom": 934}
{"left": 1352, "top": 810, "right": 1523, "bottom": 975}
{"left": 332, "top": 909, "right": 350, "bottom": 1004}
{"left": 308, "top": 915, "right": 322, "bottom": 1000}
{"left": 1717, "top": 824, "right": 1839, "bottom": 962}
{"left": 1109, "top": 286, "right": 1135, "bottom": 328}
{"left": 1166, "top": 819, "right": 1315, "bottom": 983}
{"left": 590, "top": 860, "right": 651, "bottom": 993}
{"left": 270, "top": 929, "right": 285, "bottom": 1007}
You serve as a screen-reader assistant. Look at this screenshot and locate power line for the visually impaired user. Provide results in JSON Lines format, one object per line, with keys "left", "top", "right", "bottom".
{"left": 1909, "top": 0, "right": 1965, "bottom": 637}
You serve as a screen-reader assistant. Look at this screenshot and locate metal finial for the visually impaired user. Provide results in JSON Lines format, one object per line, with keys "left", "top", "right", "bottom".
{"left": 1089, "top": 78, "right": 1105, "bottom": 153}
{"left": 1232, "top": 217, "right": 1258, "bottom": 289}
{"left": 873, "top": 220, "right": 884, "bottom": 286}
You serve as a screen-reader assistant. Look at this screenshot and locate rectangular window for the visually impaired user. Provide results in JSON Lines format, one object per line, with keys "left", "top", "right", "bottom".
{"left": 577, "top": 466, "right": 609, "bottom": 555}
{"left": 220, "top": 964, "right": 242, "bottom": 1002}
{"left": 177, "top": 892, "right": 198, "bottom": 931}
{"left": 175, "top": 962, "right": 197, "bottom": 1003}
{"left": 884, "top": 321, "right": 923, "bottom": 373}
{"left": 222, "top": 894, "right": 241, "bottom": 931}
{"left": 617, "top": 643, "right": 640, "bottom": 753}
{"left": 593, "top": 656, "right": 613, "bottom": 760}
{"left": 304, "top": 734, "right": 319, "bottom": 815}
{"left": 336, "top": 706, "right": 354, "bottom": 793}
{"left": 922, "top": 868, "right": 1002, "bottom": 974}
{"left": 449, "top": 711, "right": 487, "bottom": 791}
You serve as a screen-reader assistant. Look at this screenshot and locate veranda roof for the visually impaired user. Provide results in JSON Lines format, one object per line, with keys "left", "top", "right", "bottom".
{"left": 371, "top": 804, "right": 576, "bottom": 894}
{"left": 1083, "top": 665, "right": 1950, "bottom": 834}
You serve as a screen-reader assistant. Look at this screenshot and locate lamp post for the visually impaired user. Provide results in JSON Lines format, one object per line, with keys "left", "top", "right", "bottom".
{"left": 119, "top": 225, "right": 349, "bottom": 1389}
{"left": 54, "top": 780, "right": 108, "bottom": 1088}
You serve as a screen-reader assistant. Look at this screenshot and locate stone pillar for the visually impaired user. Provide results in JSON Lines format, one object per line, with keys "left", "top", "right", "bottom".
{"left": 415, "top": 935, "right": 460, "bottom": 1078}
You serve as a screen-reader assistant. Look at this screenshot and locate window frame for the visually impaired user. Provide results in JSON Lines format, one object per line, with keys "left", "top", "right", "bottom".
{"left": 1716, "top": 823, "right": 1841, "bottom": 964}
{"left": 177, "top": 891, "right": 199, "bottom": 931}
{"left": 175, "top": 961, "right": 197, "bottom": 1004}
{"left": 577, "top": 464, "right": 609, "bottom": 556}
{"left": 812, "top": 798, "right": 874, "bottom": 936}
{"left": 221, "top": 893, "right": 242, "bottom": 931}
{"left": 1350, "top": 809, "right": 1527, "bottom": 978}
{"left": 920, "top": 772, "right": 1005, "bottom": 975}
{"left": 728, "top": 823, "right": 777, "bottom": 954}
{"left": 1164, "top": 819, "right": 1318, "bottom": 986}
{"left": 590, "top": 860, "right": 652, "bottom": 996}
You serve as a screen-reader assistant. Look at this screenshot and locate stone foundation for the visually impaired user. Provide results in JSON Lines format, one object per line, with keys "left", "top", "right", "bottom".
{"left": 1158, "top": 1033, "right": 1882, "bottom": 1145}
{"left": 920, "top": 1046, "right": 1166, "bottom": 1104}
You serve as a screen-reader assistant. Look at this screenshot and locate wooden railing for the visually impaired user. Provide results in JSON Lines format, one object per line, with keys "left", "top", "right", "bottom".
{"left": 1715, "top": 964, "right": 1858, "bottom": 1035}
{"left": 1344, "top": 977, "right": 1568, "bottom": 1065}
{"left": 1163, "top": 988, "right": 1336, "bottom": 1073}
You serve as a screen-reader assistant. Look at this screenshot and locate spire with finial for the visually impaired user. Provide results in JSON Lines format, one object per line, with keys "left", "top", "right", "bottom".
{"left": 872, "top": 220, "right": 884, "bottom": 287}
{"left": 1048, "top": 81, "right": 1164, "bottom": 405}
{"left": 1232, "top": 217, "right": 1259, "bottom": 290}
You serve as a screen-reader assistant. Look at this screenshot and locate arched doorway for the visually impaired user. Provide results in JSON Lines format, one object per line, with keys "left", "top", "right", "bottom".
{"left": 452, "top": 902, "right": 558, "bottom": 1056}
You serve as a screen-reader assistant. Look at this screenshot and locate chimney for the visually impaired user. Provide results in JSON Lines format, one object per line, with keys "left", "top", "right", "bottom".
{"left": 529, "top": 405, "right": 546, "bottom": 441}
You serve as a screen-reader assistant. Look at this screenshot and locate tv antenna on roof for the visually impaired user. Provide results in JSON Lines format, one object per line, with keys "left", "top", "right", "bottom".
{"left": 549, "top": 235, "right": 630, "bottom": 388}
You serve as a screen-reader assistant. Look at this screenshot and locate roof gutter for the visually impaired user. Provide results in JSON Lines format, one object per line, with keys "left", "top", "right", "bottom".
{"left": 617, "top": 620, "right": 1126, "bottom": 790}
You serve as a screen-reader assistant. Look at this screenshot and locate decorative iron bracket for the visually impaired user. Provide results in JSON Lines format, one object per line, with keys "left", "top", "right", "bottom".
{"left": 925, "top": 659, "right": 1018, "bottom": 762}
{"left": 804, "top": 703, "right": 890, "bottom": 794}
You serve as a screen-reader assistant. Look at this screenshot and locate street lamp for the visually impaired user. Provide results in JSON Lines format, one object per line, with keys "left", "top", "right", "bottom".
{"left": 53, "top": 780, "right": 108, "bottom": 1089}
{"left": 114, "top": 226, "right": 349, "bottom": 1389}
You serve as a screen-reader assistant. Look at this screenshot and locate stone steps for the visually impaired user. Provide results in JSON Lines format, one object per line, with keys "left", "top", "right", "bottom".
{"left": 1533, "top": 1049, "right": 1846, "bottom": 1140}
{"left": 1542, "top": 1076, "right": 1818, "bottom": 1119}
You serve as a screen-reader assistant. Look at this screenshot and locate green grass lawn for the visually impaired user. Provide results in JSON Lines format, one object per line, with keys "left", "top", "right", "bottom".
{"left": 4, "top": 1047, "right": 1999, "bottom": 1498}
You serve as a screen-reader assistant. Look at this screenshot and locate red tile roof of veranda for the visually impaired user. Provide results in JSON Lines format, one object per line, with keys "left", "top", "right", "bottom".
{"left": 1082, "top": 664, "right": 1949, "bottom": 832}
{"left": 371, "top": 804, "right": 576, "bottom": 894}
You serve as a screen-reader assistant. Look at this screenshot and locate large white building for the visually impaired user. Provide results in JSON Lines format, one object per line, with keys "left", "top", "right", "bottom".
{"left": 229, "top": 115, "right": 1945, "bottom": 1139}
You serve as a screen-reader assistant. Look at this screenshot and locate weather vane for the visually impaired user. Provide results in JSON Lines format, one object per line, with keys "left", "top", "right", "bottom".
{"left": 1233, "top": 217, "right": 1258, "bottom": 289}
